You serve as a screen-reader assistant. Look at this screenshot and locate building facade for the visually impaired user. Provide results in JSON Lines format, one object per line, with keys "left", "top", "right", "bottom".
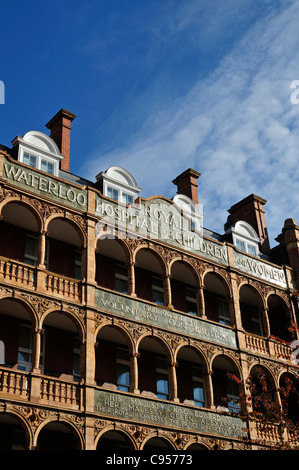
{"left": 0, "top": 109, "right": 298, "bottom": 450}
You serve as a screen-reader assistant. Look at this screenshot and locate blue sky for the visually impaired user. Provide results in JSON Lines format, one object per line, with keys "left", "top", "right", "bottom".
{"left": 1, "top": 0, "right": 299, "bottom": 246}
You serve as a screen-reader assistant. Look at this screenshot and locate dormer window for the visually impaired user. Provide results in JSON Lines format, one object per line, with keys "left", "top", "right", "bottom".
{"left": 227, "top": 221, "right": 260, "bottom": 257}
{"left": 96, "top": 166, "right": 141, "bottom": 205}
{"left": 12, "top": 130, "right": 63, "bottom": 177}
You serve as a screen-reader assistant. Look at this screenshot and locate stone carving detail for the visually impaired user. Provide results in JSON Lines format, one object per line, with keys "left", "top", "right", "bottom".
{"left": 18, "top": 292, "right": 61, "bottom": 316}
{"left": 11, "top": 405, "right": 54, "bottom": 430}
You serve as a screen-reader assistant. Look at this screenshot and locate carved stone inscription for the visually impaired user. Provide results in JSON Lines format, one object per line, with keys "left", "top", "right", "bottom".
{"left": 94, "top": 390, "right": 246, "bottom": 439}
{"left": 233, "top": 250, "right": 287, "bottom": 288}
{"left": 95, "top": 288, "right": 237, "bottom": 348}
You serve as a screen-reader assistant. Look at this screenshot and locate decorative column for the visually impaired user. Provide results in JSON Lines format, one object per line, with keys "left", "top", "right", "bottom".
{"left": 128, "top": 261, "right": 136, "bottom": 297}
{"left": 37, "top": 230, "right": 47, "bottom": 268}
{"left": 262, "top": 307, "right": 271, "bottom": 337}
{"left": 31, "top": 328, "right": 44, "bottom": 373}
{"left": 168, "top": 361, "right": 179, "bottom": 402}
{"left": 130, "top": 352, "right": 140, "bottom": 394}
{"left": 164, "top": 274, "right": 173, "bottom": 308}
{"left": 205, "top": 369, "right": 215, "bottom": 409}
{"left": 196, "top": 283, "right": 206, "bottom": 318}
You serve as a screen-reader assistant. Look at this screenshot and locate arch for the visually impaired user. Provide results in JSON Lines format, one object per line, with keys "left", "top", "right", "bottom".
{"left": 0, "top": 198, "right": 43, "bottom": 233}
{"left": 185, "top": 441, "right": 211, "bottom": 450}
{"left": 0, "top": 294, "right": 39, "bottom": 329}
{"left": 211, "top": 354, "right": 242, "bottom": 412}
{"left": 96, "top": 427, "right": 137, "bottom": 450}
{"left": 174, "top": 343, "right": 208, "bottom": 371}
{"left": 141, "top": 433, "right": 176, "bottom": 450}
{"left": 279, "top": 372, "right": 299, "bottom": 422}
{"left": 105, "top": 166, "right": 139, "bottom": 190}
{"left": 137, "top": 335, "right": 172, "bottom": 400}
{"left": 40, "top": 307, "right": 85, "bottom": 343}
{"left": 247, "top": 363, "right": 277, "bottom": 391}
{"left": 0, "top": 409, "right": 33, "bottom": 450}
{"left": 34, "top": 417, "right": 84, "bottom": 450}
{"left": 266, "top": 293, "right": 292, "bottom": 341}
{"left": 45, "top": 214, "right": 86, "bottom": 248}
{"left": 203, "top": 270, "right": 232, "bottom": 299}
{"left": 22, "top": 131, "right": 61, "bottom": 156}
{"left": 136, "top": 332, "right": 173, "bottom": 360}
{"left": 133, "top": 245, "right": 167, "bottom": 276}
{"left": 175, "top": 345, "right": 208, "bottom": 408}
{"left": 238, "top": 282, "right": 265, "bottom": 309}
{"left": 95, "top": 323, "right": 134, "bottom": 355}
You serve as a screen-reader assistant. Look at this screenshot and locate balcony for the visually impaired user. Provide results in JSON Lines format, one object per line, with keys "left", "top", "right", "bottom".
{"left": 0, "top": 366, "right": 80, "bottom": 409}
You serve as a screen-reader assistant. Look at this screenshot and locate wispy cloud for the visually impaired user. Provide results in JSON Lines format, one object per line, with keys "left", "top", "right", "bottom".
{"left": 82, "top": 0, "right": 299, "bottom": 247}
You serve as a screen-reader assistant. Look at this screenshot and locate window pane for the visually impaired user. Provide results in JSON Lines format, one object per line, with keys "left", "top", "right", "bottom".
{"left": 236, "top": 239, "right": 245, "bottom": 252}
{"left": 122, "top": 193, "right": 133, "bottom": 205}
{"left": 107, "top": 187, "right": 118, "bottom": 201}
{"left": 193, "top": 384, "right": 205, "bottom": 406}
{"left": 19, "top": 326, "right": 31, "bottom": 349}
{"left": 247, "top": 244, "right": 256, "bottom": 256}
{"left": 115, "top": 277, "right": 128, "bottom": 294}
{"left": 23, "top": 153, "right": 36, "bottom": 168}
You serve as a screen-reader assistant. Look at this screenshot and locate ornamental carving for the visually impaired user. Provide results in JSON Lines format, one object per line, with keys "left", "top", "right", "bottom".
{"left": 11, "top": 405, "right": 54, "bottom": 430}
{"left": 18, "top": 292, "right": 60, "bottom": 317}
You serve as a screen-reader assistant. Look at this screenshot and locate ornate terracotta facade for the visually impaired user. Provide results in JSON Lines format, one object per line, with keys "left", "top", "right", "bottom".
{"left": 0, "top": 115, "right": 298, "bottom": 451}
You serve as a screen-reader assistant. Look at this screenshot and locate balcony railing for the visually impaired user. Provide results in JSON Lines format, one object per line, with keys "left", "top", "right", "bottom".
{"left": 245, "top": 332, "right": 293, "bottom": 362}
{"left": 0, "top": 366, "right": 80, "bottom": 409}
{"left": 0, "top": 367, "right": 29, "bottom": 398}
{"left": 40, "top": 375, "right": 80, "bottom": 409}
{"left": 0, "top": 256, "right": 36, "bottom": 288}
{"left": 45, "top": 272, "right": 81, "bottom": 301}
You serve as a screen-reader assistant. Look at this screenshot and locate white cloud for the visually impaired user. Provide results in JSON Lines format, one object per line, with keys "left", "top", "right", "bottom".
{"left": 82, "top": 0, "right": 299, "bottom": 247}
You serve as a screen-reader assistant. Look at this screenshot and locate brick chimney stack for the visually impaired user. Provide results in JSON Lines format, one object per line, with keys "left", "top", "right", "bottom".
{"left": 172, "top": 168, "right": 201, "bottom": 205}
{"left": 276, "top": 219, "right": 299, "bottom": 284}
{"left": 227, "top": 194, "right": 270, "bottom": 254}
{"left": 46, "top": 109, "right": 76, "bottom": 172}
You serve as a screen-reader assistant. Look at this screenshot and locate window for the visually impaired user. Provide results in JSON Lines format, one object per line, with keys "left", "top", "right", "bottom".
{"left": 107, "top": 187, "right": 119, "bottom": 201}
{"left": 217, "top": 298, "right": 230, "bottom": 325}
{"left": 41, "top": 159, "right": 54, "bottom": 175}
{"left": 74, "top": 250, "right": 82, "bottom": 280}
{"left": 247, "top": 244, "right": 257, "bottom": 256}
{"left": 186, "top": 286, "right": 198, "bottom": 315}
{"left": 156, "top": 357, "right": 169, "bottom": 400}
{"left": 152, "top": 275, "right": 164, "bottom": 305}
{"left": 23, "top": 153, "right": 37, "bottom": 168}
{"left": 17, "top": 324, "right": 44, "bottom": 372}
{"left": 236, "top": 239, "right": 246, "bottom": 252}
{"left": 192, "top": 365, "right": 205, "bottom": 407}
{"left": 226, "top": 376, "right": 240, "bottom": 413}
{"left": 249, "top": 307, "right": 264, "bottom": 336}
{"left": 24, "top": 235, "right": 38, "bottom": 266}
{"left": 116, "top": 348, "right": 130, "bottom": 392}
{"left": 73, "top": 336, "right": 80, "bottom": 382}
{"left": 22, "top": 152, "right": 57, "bottom": 176}
{"left": 115, "top": 262, "right": 128, "bottom": 294}
{"left": 121, "top": 193, "right": 133, "bottom": 205}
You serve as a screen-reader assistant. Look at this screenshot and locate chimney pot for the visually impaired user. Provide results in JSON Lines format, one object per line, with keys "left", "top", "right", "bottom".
{"left": 172, "top": 168, "right": 201, "bottom": 205}
{"left": 46, "top": 108, "right": 76, "bottom": 172}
